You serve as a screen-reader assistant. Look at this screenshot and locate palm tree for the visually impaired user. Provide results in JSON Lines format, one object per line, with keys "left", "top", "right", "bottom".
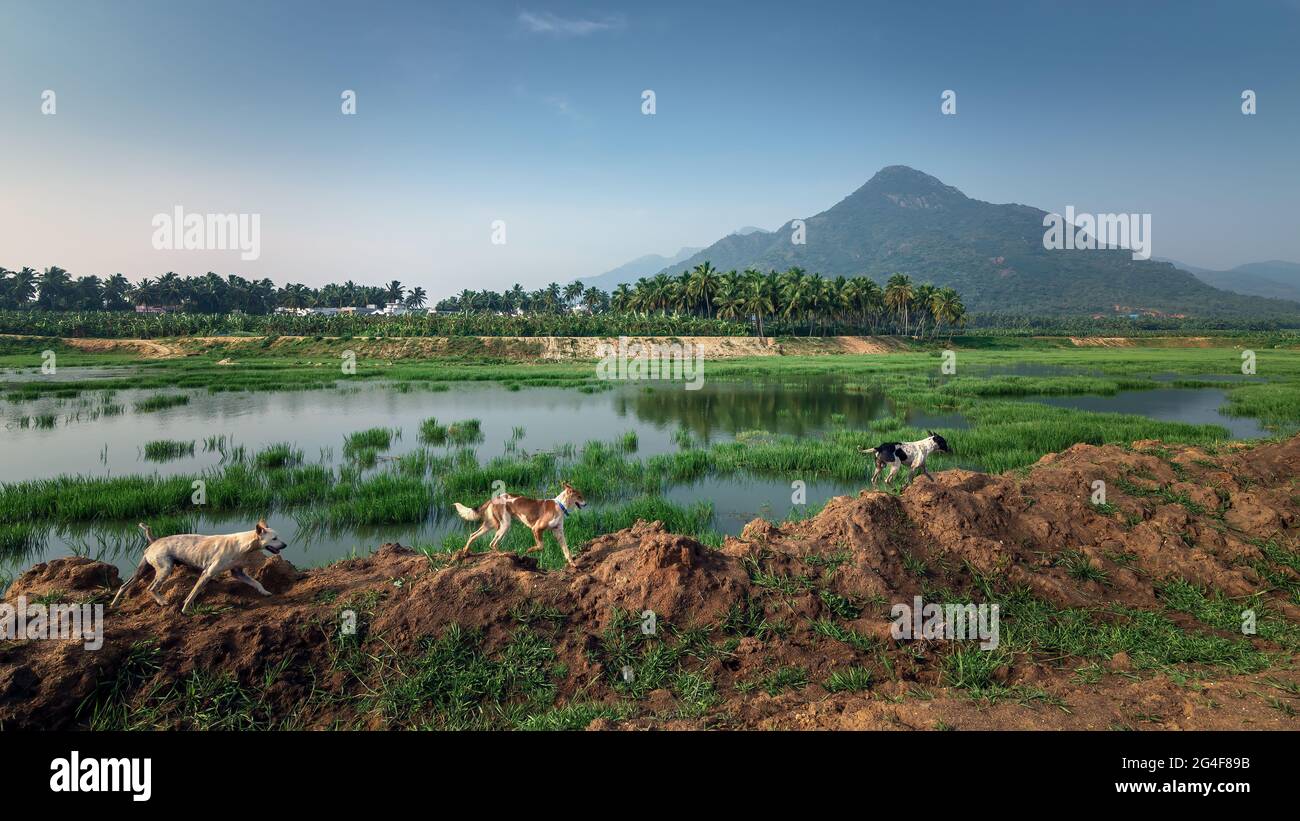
{"left": 457, "top": 289, "right": 478, "bottom": 313}
{"left": 543, "top": 282, "right": 563, "bottom": 313}
{"left": 507, "top": 283, "right": 527, "bottom": 315}
{"left": 687, "top": 262, "right": 720, "bottom": 317}
{"left": 742, "top": 269, "right": 775, "bottom": 340}
{"left": 912, "top": 283, "right": 938, "bottom": 338}
{"left": 384, "top": 280, "right": 405, "bottom": 303}
{"left": 581, "top": 285, "right": 605, "bottom": 314}
{"left": 779, "top": 268, "right": 813, "bottom": 335}
{"left": 884, "top": 273, "right": 915, "bottom": 335}
{"left": 405, "top": 286, "right": 427, "bottom": 308}
{"left": 930, "top": 287, "right": 966, "bottom": 337}
{"left": 563, "top": 281, "right": 585, "bottom": 310}
{"left": 648, "top": 273, "right": 673, "bottom": 314}
{"left": 36, "top": 266, "right": 73, "bottom": 311}
{"left": 857, "top": 277, "right": 884, "bottom": 334}
{"left": 9, "top": 267, "right": 38, "bottom": 306}
{"left": 611, "top": 283, "right": 633, "bottom": 313}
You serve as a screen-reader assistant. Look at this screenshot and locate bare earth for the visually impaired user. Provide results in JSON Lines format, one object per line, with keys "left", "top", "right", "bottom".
{"left": 6, "top": 333, "right": 1261, "bottom": 361}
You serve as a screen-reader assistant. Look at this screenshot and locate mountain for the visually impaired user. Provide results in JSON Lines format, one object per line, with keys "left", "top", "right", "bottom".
{"left": 579, "top": 246, "right": 701, "bottom": 292}
{"left": 1158, "top": 258, "right": 1300, "bottom": 302}
{"left": 645, "top": 166, "right": 1299, "bottom": 317}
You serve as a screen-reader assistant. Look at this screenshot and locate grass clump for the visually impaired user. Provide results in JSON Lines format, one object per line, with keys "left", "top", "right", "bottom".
{"left": 143, "top": 439, "right": 195, "bottom": 462}
{"left": 135, "top": 393, "right": 190, "bottom": 413}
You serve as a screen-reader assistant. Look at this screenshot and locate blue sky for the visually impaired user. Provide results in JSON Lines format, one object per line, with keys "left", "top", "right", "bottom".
{"left": 2, "top": 0, "right": 1298, "bottom": 298}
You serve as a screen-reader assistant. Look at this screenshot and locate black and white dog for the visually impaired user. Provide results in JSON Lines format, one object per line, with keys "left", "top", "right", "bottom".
{"left": 859, "top": 431, "right": 952, "bottom": 487}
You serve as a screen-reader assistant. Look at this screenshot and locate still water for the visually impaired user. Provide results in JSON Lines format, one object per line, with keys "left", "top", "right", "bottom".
{"left": 0, "top": 370, "right": 1269, "bottom": 578}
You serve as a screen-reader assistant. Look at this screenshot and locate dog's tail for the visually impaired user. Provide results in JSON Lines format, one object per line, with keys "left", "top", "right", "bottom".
{"left": 138, "top": 522, "right": 156, "bottom": 543}
{"left": 453, "top": 502, "right": 482, "bottom": 522}
{"left": 857, "top": 447, "right": 877, "bottom": 455}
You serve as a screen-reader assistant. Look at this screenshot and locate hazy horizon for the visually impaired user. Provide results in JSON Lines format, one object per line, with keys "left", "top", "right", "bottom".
{"left": 3, "top": 0, "right": 1298, "bottom": 299}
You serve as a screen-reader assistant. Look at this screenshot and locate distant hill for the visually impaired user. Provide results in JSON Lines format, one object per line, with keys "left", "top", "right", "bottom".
{"left": 579, "top": 227, "right": 770, "bottom": 291}
{"left": 579, "top": 246, "right": 701, "bottom": 292}
{"left": 1158, "top": 258, "right": 1300, "bottom": 302}
{"left": 642, "top": 166, "right": 1299, "bottom": 318}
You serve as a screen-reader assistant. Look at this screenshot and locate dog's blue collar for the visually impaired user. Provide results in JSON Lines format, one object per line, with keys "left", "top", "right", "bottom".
{"left": 556, "top": 500, "right": 569, "bottom": 515}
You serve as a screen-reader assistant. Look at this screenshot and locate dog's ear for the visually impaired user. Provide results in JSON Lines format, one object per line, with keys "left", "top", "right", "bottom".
{"left": 256, "top": 520, "right": 266, "bottom": 535}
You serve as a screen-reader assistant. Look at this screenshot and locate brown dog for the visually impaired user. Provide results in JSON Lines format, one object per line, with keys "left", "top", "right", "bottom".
{"left": 452, "top": 483, "right": 587, "bottom": 563}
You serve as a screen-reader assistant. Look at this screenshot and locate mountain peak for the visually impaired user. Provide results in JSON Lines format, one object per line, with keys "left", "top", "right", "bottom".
{"left": 851, "top": 165, "right": 967, "bottom": 205}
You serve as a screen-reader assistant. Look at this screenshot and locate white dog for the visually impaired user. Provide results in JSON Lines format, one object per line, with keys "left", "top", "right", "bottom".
{"left": 859, "top": 431, "right": 952, "bottom": 486}
{"left": 110, "top": 521, "right": 288, "bottom": 613}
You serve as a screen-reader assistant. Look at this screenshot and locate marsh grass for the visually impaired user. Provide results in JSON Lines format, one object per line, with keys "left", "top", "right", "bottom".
{"left": 134, "top": 393, "right": 189, "bottom": 413}
{"left": 143, "top": 439, "right": 195, "bottom": 462}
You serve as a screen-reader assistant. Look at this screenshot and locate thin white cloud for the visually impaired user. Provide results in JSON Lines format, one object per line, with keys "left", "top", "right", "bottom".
{"left": 517, "top": 10, "right": 624, "bottom": 37}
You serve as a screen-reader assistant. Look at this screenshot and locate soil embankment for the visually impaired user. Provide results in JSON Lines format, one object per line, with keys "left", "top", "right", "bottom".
{"left": 10, "top": 333, "right": 1269, "bottom": 362}
{"left": 2, "top": 435, "right": 1297, "bottom": 730}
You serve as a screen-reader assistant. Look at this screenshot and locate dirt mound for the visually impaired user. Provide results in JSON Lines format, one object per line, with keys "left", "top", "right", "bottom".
{"left": 0, "top": 335, "right": 182, "bottom": 358}
{"left": 2, "top": 436, "right": 1297, "bottom": 730}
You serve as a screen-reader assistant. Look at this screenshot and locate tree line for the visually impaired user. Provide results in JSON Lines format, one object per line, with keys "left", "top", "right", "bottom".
{"left": 0, "top": 267, "right": 428, "bottom": 315}
{"left": 438, "top": 264, "right": 967, "bottom": 338}
{"left": 2, "top": 263, "right": 967, "bottom": 338}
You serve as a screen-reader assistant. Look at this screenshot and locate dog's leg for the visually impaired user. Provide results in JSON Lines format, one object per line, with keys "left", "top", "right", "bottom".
{"left": 555, "top": 524, "right": 573, "bottom": 565}
{"left": 231, "top": 567, "right": 271, "bottom": 597}
{"left": 870, "top": 461, "right": 882, "bottom": 486}
{"left": 145, "top": 557, "right": 174, "bottom": 606}
{"left": 488, "top": 512, "right": 511, "bottom": 551}
{"left": 885, "top": 463, "right": 900, "bottom": 487}
{"left": 525, "top": 523, "right": 546, "bottom": 555}
{"left": 180, "top": 566, "right": 218, "bottom": 613}
{"left": 111, "top": 558, "right": 151, "bottom": 608}
{"left": 460, "top": 523, "right": 490, "bottom": 555}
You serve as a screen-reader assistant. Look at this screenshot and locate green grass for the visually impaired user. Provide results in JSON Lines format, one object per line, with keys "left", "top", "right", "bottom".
{"left": 134, "top": 393, "right": 190, "bottom": 412}
{"left": 143, "top": 439, "right": 195, "bottom": 462}
{"left": 825, "top": 666, "right": 874, "bottom": 693}
{"left": 362, "top": 624, "right": 558, "bottom": 730}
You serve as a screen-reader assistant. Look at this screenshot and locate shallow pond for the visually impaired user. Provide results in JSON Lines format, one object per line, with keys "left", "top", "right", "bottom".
{"left": 1, "top": 377, "right": 893, "bottom": 576}
{"left": 0, "top": 371, "right": 1271, "bottom": 579}
{"left": 1022, "top": 387, "right": 1268, "bottom": 439}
